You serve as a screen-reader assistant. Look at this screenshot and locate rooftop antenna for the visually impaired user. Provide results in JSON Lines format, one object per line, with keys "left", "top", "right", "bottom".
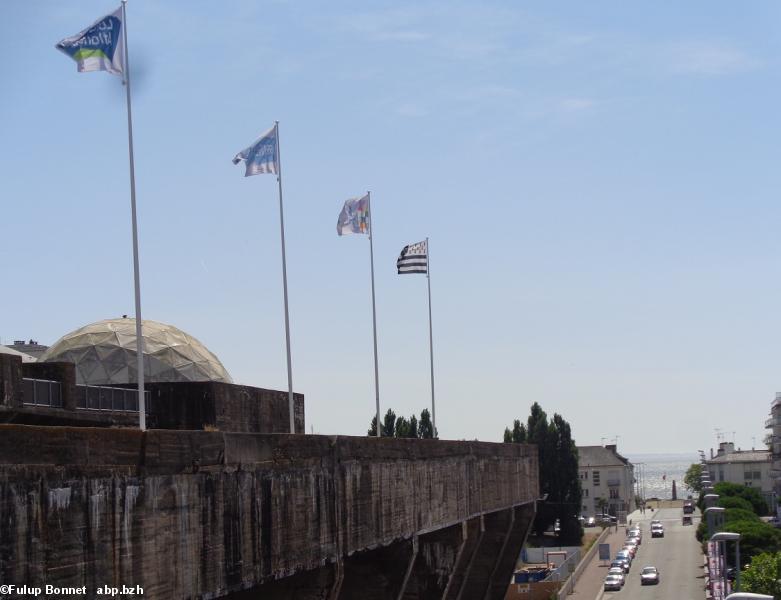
{"left": 714, "top": 427, "right": 723, "bottom": 443}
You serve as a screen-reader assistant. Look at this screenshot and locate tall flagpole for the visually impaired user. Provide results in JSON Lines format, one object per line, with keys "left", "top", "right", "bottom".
{"left": 121, "top": 0, "right": 145, "bottom": 430}
{"left": 274, "top": 122, "right": 296, "bottom": 434}
{"left": 367, "top": 192, "right": 381, "bottom": 437}
{"left": 426, "top": 237, "right": 436, "bottom": 437}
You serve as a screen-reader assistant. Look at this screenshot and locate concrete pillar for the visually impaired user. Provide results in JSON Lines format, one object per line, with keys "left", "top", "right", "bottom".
{"left": 337, "top": 539, "right": 413, "bottom": 600}
{"left": 442, "top": 517, "right": 482, "bottom": 600}
{"left": 398, "top": 522, "right": 464, "bottom": 599}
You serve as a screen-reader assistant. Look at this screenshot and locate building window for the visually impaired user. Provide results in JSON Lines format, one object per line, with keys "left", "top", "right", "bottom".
{"left": 593, "top": 471, "right": 600, "bottom": 486}
{"left": 719, "top": 470, "right": 724, "bottom": 482}
{"left": 581, "top": 471, "right": 588, "bottom": 480}
{"left": 754, "top": 471, "right": 761, "bottom": 479}
{"left": 583, "top": 489, "right": 589, "bottom": 498}
{"left": 609, "top": 488, "right": 619, "bottom": 499}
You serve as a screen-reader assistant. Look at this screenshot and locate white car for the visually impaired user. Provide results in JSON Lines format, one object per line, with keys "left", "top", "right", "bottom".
{"left": 604, "top": 574, "right": 623, "bottom": 591}
{"left": 640, "top": 566, "right": 660, "bottom": 585}
{"left": 607, "top": 567, "right": 625, "bottom": 586}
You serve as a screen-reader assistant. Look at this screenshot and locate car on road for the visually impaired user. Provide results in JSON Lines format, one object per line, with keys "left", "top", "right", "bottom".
{"left": 616, "top": 549, "right": 632, "bottom": 564}
{"left": 640, "top": 566, "right": 660, "bottom": 585}
{"left": 650, "top": 519, "right": 662, "bottom": 527}
{"left": 604, "top": 574, "right": 623, "bottom": 591}
{"left": 622, "top": 542, "right": 637, "bottom": 558}
{"left": 611, "top": 559, "right": 630, "bottom": 574}
{"left": 682, "top": 515, "right": 692, "bottom": 526}
{"left": 585, "top": 516, "right": 596, "bottom": 527}
{"left": 683, "top": 500, "right": 695, "bottom": 514}
{"left": 607, "top": 567, "right": 625, "bottom": 586}
{"left": 651, "top": 524, "right": 664, "bottom": 537}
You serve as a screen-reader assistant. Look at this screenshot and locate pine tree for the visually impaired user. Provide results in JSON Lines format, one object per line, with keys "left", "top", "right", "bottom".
{"left": 512, "top": 419, "right": 526, "bottom": 443}
{"left": 368, "top": 416, "right": 378, "bottom": 436}
{"left": 503, "top": 428, "right": 512, "bottom": 443}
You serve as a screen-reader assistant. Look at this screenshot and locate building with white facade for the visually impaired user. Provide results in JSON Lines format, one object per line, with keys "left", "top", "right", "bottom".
{"left": 578, "top": 444, "right": 635, "bottom": 519}
{"left": 706, "top": 441, "right": 774, "bottom": 510}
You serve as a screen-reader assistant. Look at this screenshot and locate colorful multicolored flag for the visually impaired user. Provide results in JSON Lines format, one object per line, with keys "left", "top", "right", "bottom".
{"left": 397, "top": 240, "right": 428, "bottom": 274}
{"left": 232, "top": 124, "right": 279, "bottom": 176}
{"left": 336, "top": 194, "right": 370, "bottom": 235}
{"left": 56, "top": 7, "right": 124, "bottom": 76}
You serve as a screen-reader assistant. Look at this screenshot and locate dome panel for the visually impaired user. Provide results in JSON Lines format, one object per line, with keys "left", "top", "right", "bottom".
{"left": 39, "top": 318, "right": 233, "bottom": 386}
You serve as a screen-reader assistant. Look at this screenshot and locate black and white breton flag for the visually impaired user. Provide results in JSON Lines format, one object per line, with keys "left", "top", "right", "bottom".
{"left": 397, "top": 240, "right": 428, "bottom": 274}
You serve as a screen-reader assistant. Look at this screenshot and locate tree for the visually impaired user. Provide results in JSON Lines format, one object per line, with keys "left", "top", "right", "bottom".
{"left": 407, "top": 415, "right": 419, "bottom": 438}
{"left": 512, "top": 419, "right": 527, "bottom": 443}
{"left": 419, "top": 409, "right": 436, "bottom": 439}
{"left": 367, "top": 411, "right": 422, "bottom": 438}
{"left": 684, "top": 463, "right": 703, "bottom": 493}
{"left": 722, "top": 519, "right": 781, "bottom": 564}
{"left": 503, "top": 428, "right": 512, "bottom": 443}
{"left": 382, "top": 409, "right": 397, "bottom": 437}
{"left": 714, "top": 482, "right": 769, "bottom": 516}
{"left": 395, "top": 416, "right": 410, "bottom": 438}
{"left": 742, "top": 551, "right": 781, "bottom": 597}
{"left": 519, "top": 403, "right": 582, "bottom": 545}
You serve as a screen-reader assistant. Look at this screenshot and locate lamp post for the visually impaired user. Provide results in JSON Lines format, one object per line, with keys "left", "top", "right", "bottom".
{"left": 704, "top": 506, "right": 725, "bottom": 538}
{"left": 712, "top": 532, "right": 741, "bottom": 593}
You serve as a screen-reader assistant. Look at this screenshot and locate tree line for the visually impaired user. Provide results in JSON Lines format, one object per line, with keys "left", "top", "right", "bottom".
{"left": 503, "top": 402, "right": 583, "bottom": 545}
{"left": 368, "top": 408, "right": 436, "bottom": 438}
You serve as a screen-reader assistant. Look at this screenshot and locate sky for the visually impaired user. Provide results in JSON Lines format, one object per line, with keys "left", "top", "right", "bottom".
{"left": 2, "top": 1, "right": 780, "bottom": 454}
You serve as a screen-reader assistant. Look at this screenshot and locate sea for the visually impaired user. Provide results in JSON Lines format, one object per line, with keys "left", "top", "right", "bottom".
{"left": 625, "top": 453, "right": 700, "bottom": 500}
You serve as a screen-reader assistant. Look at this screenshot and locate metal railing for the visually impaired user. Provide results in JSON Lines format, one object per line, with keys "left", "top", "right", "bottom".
{"left": 22, "top": 378, "right": 62, "bottom": 408}
{"left": 76, "top": 385, "right": 147, "bottom": 412}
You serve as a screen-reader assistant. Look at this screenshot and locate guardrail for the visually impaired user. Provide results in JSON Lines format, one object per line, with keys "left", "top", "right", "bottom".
{"left": 21, "top": 378, "right": 63, "bottom": 408}
{"left": 76, "top": 385, "right": 148, "bottom": 412}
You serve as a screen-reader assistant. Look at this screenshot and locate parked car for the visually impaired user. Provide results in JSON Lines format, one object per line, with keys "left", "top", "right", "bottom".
{"left": 611, "top": 559, "right": 630, "bottom": 574}
{"left": 640, "top": 566, "right": 660, "bottom": 585}
{"left": 607, "top": 567, "right": 625, "bottom": 586}
{"left": 604, "top": 574, "right": 623, "bottom": 591}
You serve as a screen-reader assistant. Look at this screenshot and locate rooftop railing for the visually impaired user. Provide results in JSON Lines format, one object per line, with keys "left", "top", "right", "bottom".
{"left": 21, "top": 378, "right": 62, "bottom": 408}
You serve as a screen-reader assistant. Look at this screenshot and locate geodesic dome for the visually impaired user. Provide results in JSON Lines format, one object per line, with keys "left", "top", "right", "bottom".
{"left": 39, "top": 318, "right": 233, "bottom": 385}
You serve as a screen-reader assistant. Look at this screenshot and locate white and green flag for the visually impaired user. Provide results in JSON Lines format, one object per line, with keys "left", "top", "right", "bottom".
{"left": 56, "top": 7, "right": 124, "bottom": 76}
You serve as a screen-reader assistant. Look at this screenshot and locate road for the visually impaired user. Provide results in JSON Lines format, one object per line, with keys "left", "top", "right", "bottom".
{"left": 598, "top": 507, "right": 704, "bottom": 600}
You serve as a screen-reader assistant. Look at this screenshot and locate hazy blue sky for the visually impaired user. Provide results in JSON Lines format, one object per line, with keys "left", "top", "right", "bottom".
{"left": 2, "top": 1, "right": 780, "bottom": 453}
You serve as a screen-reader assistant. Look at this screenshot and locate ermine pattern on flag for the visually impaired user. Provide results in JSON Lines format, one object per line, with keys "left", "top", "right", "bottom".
{"left": 397, "top": 240, "right": 427, "bottom": 274}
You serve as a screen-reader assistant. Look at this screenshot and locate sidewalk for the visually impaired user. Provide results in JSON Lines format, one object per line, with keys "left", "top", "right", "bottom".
{"left": 565, "top": 508, "right": 654, "bottom": 599}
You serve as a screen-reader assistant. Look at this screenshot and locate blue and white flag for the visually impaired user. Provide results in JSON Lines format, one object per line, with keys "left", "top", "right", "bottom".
{"left": 56, "top": 7, "right": 124, "bottom": 76}
{"left": 233, "top": 124, "right": 279, "bottom": 176}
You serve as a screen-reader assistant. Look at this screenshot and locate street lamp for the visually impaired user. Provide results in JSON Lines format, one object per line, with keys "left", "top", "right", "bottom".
{"left": 704, "top": 506, "right": 725, "bottom": 538}
{"left": 712, "top": 532, "right": 742, "bottom": 593}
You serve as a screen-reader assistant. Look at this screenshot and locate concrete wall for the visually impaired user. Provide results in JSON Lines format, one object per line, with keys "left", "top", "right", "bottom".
{"left": 0, "top": 354, "right": 304, "bottom": 433}
{"left": 0, "top": 425, "right": 538, "bottom": 599}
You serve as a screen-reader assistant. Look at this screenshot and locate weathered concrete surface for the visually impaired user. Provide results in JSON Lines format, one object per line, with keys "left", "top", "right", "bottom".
{"left": 0, "top": 354, "right": 305, "bottom": 433}
{"left": 0, "top": 425, "right": 537, "bottom": 599}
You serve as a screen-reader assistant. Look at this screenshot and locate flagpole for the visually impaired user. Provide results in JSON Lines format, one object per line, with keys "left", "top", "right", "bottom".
{"left": 120, "top": 0, "right": 145, "bottom": 430}
{"left": 273, "top": 122, "right": 296, "bottom": 434}
{"left": 426, "top": 237, "right": 436, "bottom": 437}
{"left": 367, "top": 192, "right": 381, "bottom": 438}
